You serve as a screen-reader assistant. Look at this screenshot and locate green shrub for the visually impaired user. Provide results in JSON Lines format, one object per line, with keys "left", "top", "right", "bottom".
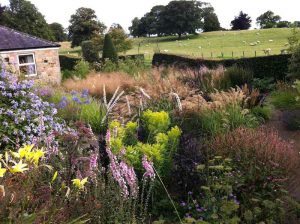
{"left": 62, "top": 69, "right": 73, "bottom": 80}
{"left": 74, "top": 60, "right": 90, "bottom": 79}
{"left": 79, "top": 99, "right": 106, "bottom": 133}
{"left": 81, "top": 40, "right": 100, "bottom": 63}
{"left": 251, "top": 105, "right": 273, "bottom": 122}
{"left": 181, "top": 156, "right": 240, "bottom": 223}
{"left": 225, "top": 65, "right": 254, "bottom": 87}
{"left": 101, "top": 59, "right": 118, "bottom": 72}
{"left": 269, "top": 89, "right": 300, "bottom": 109}
{"left": 251, "top": 77, "right": 276, "bottom": 93}
{"left": 152, "top": 53, "right": 292, "bottom": 80}
{"left": 210, "top": 128, "right": 298, "bottom": 223}
{"left": 108, "top": 111, "right": 181, "bottom": 177}
{"left": 288, "top": 47, "right": 300, "bottom": 80}
{"left": 118, "top": 58, "right": 146, "bottom": 76}
{"left": 48, "top": 90, "right": 106, "bottom": 133}
{"left": 200, "top": 105, "right": 259, "bottom": 135}
{"left": 142, "top": 110, "right": 171, "bottom": 137}
{"left": 59, "top": 55, "right": 81, "bottom": 71}
{"left": 102, "top": 34, "right": 118, "bottom": 63}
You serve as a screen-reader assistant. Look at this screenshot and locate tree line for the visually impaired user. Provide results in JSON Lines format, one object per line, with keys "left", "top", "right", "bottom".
{"left": 129, "top": 1, "right": 221, "bottom": 38}
{"left": 1, "top": 0, "right": 300, "bottom": 45}
{"left": 129, "top": 1, "right": 300, "bottom": 37}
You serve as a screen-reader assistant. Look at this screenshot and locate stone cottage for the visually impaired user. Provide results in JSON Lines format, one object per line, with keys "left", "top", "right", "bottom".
{"left": 0, "top": 25, "right": 61, "bottom": 84}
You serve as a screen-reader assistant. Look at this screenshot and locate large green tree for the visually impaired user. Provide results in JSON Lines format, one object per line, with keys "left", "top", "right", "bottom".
{"left": 49, "top": 22, "right": 67, "bottom": 42}
{"left": 231, "top": 11, "right": 252, "bottom": 30}
{"left": 109, "top": 25, "right": 133, "bottom": 53}
{"left": 203, "top": 6, "right": 220, "bottom": 32}
{"left": 0, "top": 0, "right": 53, "bottom": 40}
{"left": 129, "top": 17, "right": 144, "bottom": 37}
{"left": 68, "top": 7, "right": 106, "bottom": 47}
{"left": 160, "top": 0, "right": 205, "bottom": 38}
{"left": 256, "top": 11, "right": 281, "bottom": 29}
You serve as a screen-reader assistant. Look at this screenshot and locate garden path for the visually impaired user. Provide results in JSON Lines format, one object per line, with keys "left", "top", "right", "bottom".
{"left": 264, "top": 110, "right": 300, "bottom": 200}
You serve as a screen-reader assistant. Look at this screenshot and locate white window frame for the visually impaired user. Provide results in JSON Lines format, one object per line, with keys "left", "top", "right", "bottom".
{"left": 17, "top": 53, "right": 37, "bottom": 77}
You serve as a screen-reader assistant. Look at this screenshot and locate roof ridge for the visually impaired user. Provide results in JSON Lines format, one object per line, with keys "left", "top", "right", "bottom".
{"left": 0, "top": 25, "right": 60, "bottom": 47}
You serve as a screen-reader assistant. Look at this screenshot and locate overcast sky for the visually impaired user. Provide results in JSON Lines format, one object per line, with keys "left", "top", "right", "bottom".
{"left": 1, "top": 0, "right": 299, "bottom": 31}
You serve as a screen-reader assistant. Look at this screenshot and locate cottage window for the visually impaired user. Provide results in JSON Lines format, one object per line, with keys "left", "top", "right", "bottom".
{"left": 18, "top": 54, "right": 37, "bottom": 77}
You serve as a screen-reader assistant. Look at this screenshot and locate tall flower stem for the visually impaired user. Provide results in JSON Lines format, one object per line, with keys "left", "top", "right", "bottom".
{"left": 153, "top": 167, "right": 183, "bottom": 224}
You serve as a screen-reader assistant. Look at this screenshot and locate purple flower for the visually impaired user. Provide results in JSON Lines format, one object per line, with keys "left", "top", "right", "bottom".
{"left": 142, "top": 155, "right": 155, "bottom": 180}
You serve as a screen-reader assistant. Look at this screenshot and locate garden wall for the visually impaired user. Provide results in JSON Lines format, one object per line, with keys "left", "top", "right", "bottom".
{"left": 152, "top": 53, "right": 292, "bottom": 80}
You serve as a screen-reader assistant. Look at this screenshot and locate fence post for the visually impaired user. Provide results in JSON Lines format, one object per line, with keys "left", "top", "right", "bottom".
{"left": 232, "top": 51, "right": 234, "bottom": 58}
{"left": 243, "top": 51, "right": 245, "bottom": 57}
{"left": 211, "top": 52, "right": 213, "bottom": 58}
{"left": 255, "top": 51, "right": 257, "bottom": 57}
{"left": 201, "top": 53, "right": 204, "bottom": 59}
{"left": 221, "top": 52, "right": 224, "bottom": 58}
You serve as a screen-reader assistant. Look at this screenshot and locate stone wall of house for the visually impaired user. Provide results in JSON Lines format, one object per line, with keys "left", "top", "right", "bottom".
{"left": 0, "top": 48, "right": 61, "bottom": 84}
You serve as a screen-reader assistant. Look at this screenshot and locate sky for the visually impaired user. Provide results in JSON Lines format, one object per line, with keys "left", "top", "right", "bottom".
{"left": 1, "top": 0, "right": 299, "bottom": 31}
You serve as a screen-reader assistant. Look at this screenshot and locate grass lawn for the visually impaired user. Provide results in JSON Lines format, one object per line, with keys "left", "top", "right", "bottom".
{"left": 59, "top": 28, "right": 299, "bottom": 60}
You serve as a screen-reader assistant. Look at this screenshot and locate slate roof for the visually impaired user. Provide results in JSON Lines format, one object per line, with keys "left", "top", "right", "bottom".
{"left": 0, "top": 25, "right": 60, "bottom": 52}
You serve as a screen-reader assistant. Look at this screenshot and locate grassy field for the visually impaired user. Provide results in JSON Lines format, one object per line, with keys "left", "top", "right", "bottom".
{"left": 60, "top": 28, "right": 299, "bottom": 62}
{"left": 128, "top": 28, "right": 299, "bottom": 60}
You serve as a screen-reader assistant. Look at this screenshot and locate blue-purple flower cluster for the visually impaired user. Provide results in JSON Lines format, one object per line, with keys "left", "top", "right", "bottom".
{"left": 0, "top": 69, "right": 65, "bottom": 147}
{"left": 57, "top": 90, "right": 91, "bottom": 109}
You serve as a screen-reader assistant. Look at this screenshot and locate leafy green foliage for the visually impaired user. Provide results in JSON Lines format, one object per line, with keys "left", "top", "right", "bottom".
{"left": 256, "top": 10, "right": 281, "bottom": 29}
{"left": 288, "top": 46, "right": 300, "bottom": 80}
{"left": 59, "top": 55, "right": 81, "bottom": 71}
{"left": 269, "top": 88, "right": 300, "bottom": 109}
{"left": 142, "top": 110, "right": 171, "bottom": 136}
{"left": 81, "top": 40, "right": 100, "bottom": 63}
{"left": 0, "top": 0, "right": 54, "bottom": 40}
{"left": 251, "top": 105, "right": 273, "bottom": 122}
{"left": 210, "top": 127, "right": 298, "bottom": 223}
{"left": 203, "top": 7, "right": 220, "bottom": 32}
{"left": 181, "top": 156, "right": 240, "bottom": 224}
{"left": 49, "top": 22, "right": 67, "bottom": 42}
{"left": 159, "top": 0, "right": 205, "bottom": 37}
{"left": 225, "top": 65, "right": 253, "bottom": 87}
{"left": 109, "top": 26, "right": 133, "bottom": 53}
{"left": 74, "top": 60, "right": 90, "bottom": 79}
{"left": 153, "top": 53, "right": 291, "bottom": 80}
{"left": 102, "top": 34, "right": 118, "bottom": 63}
{"left": 231, "top": 11, "right": 252, "bottom": 30}
{"left": 68, "top": 7, "right": 106, "bottom": 47}
{"left": 108, "top": 110, "right": 181, "bottom": 177}
{"left": 129, "top": 1, "right": 210, "bottom": 38}
{"left": 251, "top": 77, "right": 276, "bottom": 93}
{"left": 199, "top": 105, "right": 259, "bottom": 135}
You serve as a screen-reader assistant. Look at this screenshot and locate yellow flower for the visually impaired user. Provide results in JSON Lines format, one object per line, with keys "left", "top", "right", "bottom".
{"left": 51, "top": 171, "right": 58, "bottom": 183}
{"left": 0, "top": 163, "right": 6, "bottom": 178}
{"left": 12, "top": 144, "right": 34, "bottom": 159}
{"left": 20, "top": 144, "right": 35, "bottom": 159}
{"left": 72, "top": 177, "right": 88, "bottom": 190}
{"left": 31, "top": 149, "right": 45, "bottom": 166}
{"left": 10, "top": 160, "right": 29, "bottom": 174}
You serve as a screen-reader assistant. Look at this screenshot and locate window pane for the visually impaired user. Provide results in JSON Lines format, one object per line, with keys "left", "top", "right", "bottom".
{"left": 19, "top": 55, "right": 34, "bottom": 64}
{"left": 19, "top": 64, "right": 36, "bottom": 75}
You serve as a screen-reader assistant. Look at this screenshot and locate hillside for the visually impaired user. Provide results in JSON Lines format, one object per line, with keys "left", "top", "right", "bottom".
{"left": 59, "top": 28, "right": 299, "bottom": 61}
{"left": 127, "top": 28, "right": 298, "bottom": 60}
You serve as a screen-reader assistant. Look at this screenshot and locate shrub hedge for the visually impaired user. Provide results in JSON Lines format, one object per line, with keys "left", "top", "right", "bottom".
{"left": 119, "top": 54, "right": 145, "bottom": 61}
{"left": 59, "top": 55, "right": 81, "bottom": 71}
{"left": 59, "top": 54, "right": 145, "bottom": 71}
{"left": 152, "top": 53, "right": 292, "bottom": 80}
